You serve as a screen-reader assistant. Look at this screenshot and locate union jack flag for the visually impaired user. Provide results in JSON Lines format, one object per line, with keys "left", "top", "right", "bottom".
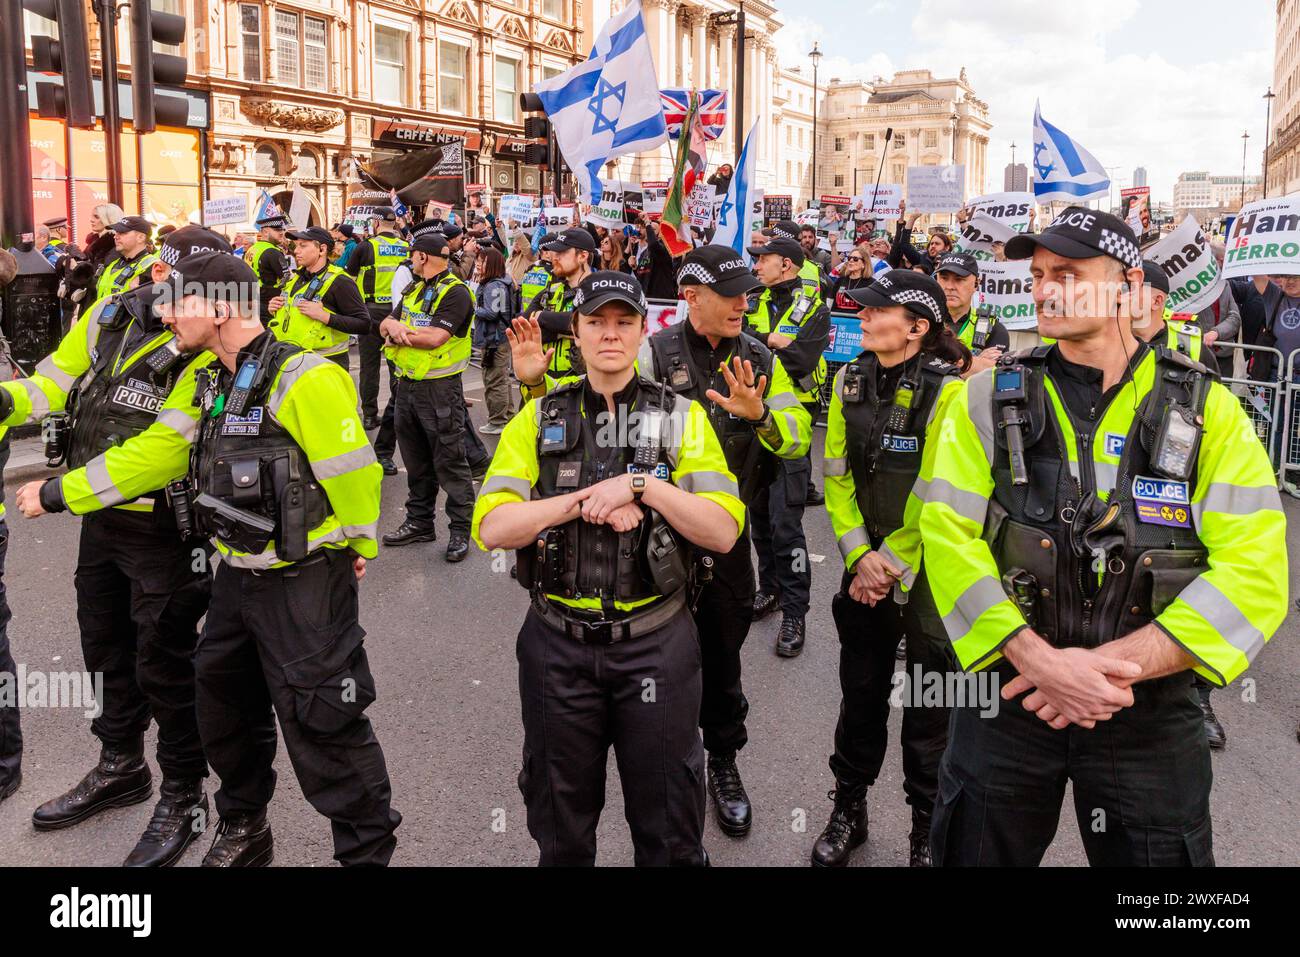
{"left": 661, "top": 89, "right": 727, "bottom": 140}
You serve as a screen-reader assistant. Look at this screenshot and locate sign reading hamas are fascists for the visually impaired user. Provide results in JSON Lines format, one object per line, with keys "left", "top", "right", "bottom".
{"left": 975, "top": 259, "right": 1037, "bottom": 331}
{"left": 1143, "top": 215, "right": 1224, "bottom": 315}
{"left": 1224, "top": 196, "right": 1300, "bottom": 278}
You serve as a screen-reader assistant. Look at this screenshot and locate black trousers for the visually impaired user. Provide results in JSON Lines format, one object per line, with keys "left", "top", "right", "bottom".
{"left": 358, "top": 306, "right": 391, "bottom": 422}
{"left": 932, "top": 661, "right": 1214, "bottom": 866}
{"left": 0, "top": 519, "right": 19, "bottom": 784}
{"left": 694, "top": 528, "right": 754, "bottom": 755}
{"left": 196, "top": 550, "right": 400, "bottom": 866}
{"left": 516, "top": 605, "right": 706, "bottom": 866}
{"left": 751, "top": 454, "right": 812, "bottom": 619}
{"left": 374, "top": 364, "right": 398, "bottom": 459}
{"left": 75, "top": 508, "right": 209, "bottom": 781}
{"left": 394, "top": 375, "right": 475, "bottom": 536}
{"left": 829, "top": 571, "right": 952, "bottom": 813}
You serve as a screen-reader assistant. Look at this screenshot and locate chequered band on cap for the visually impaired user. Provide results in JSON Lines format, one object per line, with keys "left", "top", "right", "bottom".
{"left": 892, "top": 287, "right": 945, "bottom": 321}
{"left": 1099, "top": 227, "right": 1142, "bottom": 271}
{"left": 677, "top": 262, "right": 716, "bottom": 285}
{"left": 159, "top": 243, "right": 182, "bottom": 267}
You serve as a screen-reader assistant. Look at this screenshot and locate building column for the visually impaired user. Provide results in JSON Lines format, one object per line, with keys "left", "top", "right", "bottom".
{"left": 690, "top": 8, "right": 707, "bottom": 90}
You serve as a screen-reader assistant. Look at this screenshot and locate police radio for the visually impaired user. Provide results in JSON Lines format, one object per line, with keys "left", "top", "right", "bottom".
{"left": 972, "top": 304, "right": 994, "bottom": 352}
{"left": 1150, "top": 404, "right": 1201, "bottom": 482}
{"left": 224, "top": 357, "right": 261, "bottom": 418}
{"left": 142, "top": 340, "right": 183, "bottom": 375}
{"left": 884, "top": 378, "right": 916, "bottom": 435}
{"left": 993, "top": 364, "right": 1030, "bottom": 485}
{"left": 634, "top": 408, "right": 664, "bottom": 470}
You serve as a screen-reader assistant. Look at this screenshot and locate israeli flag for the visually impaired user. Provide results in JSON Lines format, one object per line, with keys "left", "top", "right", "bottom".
{"left": 1031, "top": 102, "right": 1110, "bottom": 203}
{"left": 253, "top": 189, "right": 280, "bottom": 221}
{"left": 714, "top": 118, "right": 760, "bottom": 257}
{"left": 533, "top": 0, "right": 667, "bottom": 204}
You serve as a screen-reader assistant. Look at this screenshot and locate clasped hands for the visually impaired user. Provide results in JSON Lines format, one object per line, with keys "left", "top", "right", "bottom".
{"left": 564, "top": 473, "right": 647, "bottom": 533}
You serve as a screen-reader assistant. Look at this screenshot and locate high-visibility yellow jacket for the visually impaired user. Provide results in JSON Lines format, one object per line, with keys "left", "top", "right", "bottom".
{"left": 384, "top": 272, "right": 475, "bottom": 380}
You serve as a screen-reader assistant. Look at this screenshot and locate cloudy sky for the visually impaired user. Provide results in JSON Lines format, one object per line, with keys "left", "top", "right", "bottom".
{"left": 770, "top": 0, "right": 1277, "bottom": 204}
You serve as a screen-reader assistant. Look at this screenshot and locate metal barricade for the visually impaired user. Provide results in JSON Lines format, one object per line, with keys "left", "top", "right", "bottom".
{"left": 1283, "top": 350, "right": 1300, "bottom": 497}
{"left": 1210, "top": 341, "right": 1285, "bottom": 474}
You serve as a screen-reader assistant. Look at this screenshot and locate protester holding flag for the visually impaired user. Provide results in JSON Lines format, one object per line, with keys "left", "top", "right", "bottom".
{"left": 626, "top": 210, "right": 678, "bottom": 298}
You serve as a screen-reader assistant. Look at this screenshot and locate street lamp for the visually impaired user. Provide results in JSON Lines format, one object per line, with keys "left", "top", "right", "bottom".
{"left": 1010, "top": 140, "right": 1017, "bottom": 186}
{"left": 809, "top": 41, "right": 822, "bottom": 205}
{"left": 1264, "top": 88, "right": 1277, "bottom": 196}
{"left": 1241, "top": 130, "right": 1250, "bottom": 208}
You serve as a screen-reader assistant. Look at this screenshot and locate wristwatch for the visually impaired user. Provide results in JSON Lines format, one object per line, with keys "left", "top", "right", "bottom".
{"left": 630, "top": 474, "right": 647, "bottom": 498}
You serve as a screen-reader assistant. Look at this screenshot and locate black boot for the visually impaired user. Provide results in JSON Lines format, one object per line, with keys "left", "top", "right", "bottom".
{"left": 445, "top": 533, "right": 470, "bottom": 563}
{"left": 908, "top": 809, "right": 933, "bottom": 867}
{"left": 752, "top": 591, "right": 778, "bottom": 620}
{"left": 32, "top": 746, "right": 153, "bottom": 830}
{"left": 382, "top": 519, "right": 437, "bottom": 546}
{"left": 1198, "top": 684, "right": 1226, "bottom": 750}
{"left": 123, "top": 779, "right": 208, "bottom": 867}
{"left": 811, "top": 787, "right": 868, "bottom": 867}
{"left": 776, "top": 615, "right": 806, "bottom": 657}
{"left": 201, "top": 811, "right": 274, "bottom": 867}
{"left": 377, "top": 456, "right": 398, "bottom": 476}
{"left": 706, "top": 753, "right": 752, "bottom": 836}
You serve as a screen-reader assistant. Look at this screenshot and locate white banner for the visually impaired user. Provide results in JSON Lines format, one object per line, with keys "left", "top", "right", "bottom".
{"left": 745, "top": 189, "right": 765, "bottom": 245}
{"left": 906, "top": 165, "right": 965, "bottom": 213}
{"left": 975, "top": 259, "right": 1037, "bottom": 331}
{"left": 587, "top": 179, "right": 629, "bottom": 228}
{"left": 288, "top": 186, "right": 311, "bottom": 230}
{"left": 852, "top": 184, "right": 903, "bottom": 220}
{"left": 966, "top": 191, "right": 1035, "bottom": 233}
{"left": 202, "top": 195, "right": 248, "bottom": 227}
{"left": 953, "top": 212, "right": 1018, "bottom": 261}
{"left": 541, "top": 205, "right": 575, "bottom": 228}
{"left": 795, "top": 207, "right": 821, "bottom": 226}
{"left": 647, "top": 299, "right": 687, "bottom": 334}
{"left": 1143, "top": 215, "right": 1224, "bottom": 315}
{"left": 641, "top": 181, "right": 668, "bottom": 217}
{"left": 497, "top": 194, "right": 538, "bottom": 228}
{"left": 1224, "top": 197, "right": 1300, "bottom": 278}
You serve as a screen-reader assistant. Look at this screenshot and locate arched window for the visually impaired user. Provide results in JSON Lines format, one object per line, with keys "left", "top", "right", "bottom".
{"left": 254, "top": 144, "right": 279, "bottom": 176}
{"left": 297, "top": 149, "right": 320, "bottom": 180}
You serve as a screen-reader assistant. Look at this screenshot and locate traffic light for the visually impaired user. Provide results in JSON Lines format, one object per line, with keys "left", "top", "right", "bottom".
{"left": 129, "top": 0, "right": 189, "bottom": 132}
{"left": 23, "top": 0, "right": 95, "bottom": 128}
{"left": 519, "top": 92, "right": 557, "bottom": 169}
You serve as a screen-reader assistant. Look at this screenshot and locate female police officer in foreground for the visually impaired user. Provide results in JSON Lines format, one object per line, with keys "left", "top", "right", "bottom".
{"left": 812, "top": 270, "right": 970, "bottom": 868}
{"left": 473, "top": 270, "right": 744, "bottom": 866}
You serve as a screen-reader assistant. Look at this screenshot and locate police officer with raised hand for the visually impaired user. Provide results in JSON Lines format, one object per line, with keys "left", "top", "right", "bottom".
{"left": 476, "top": 269, "right": 744, "bottom": 866}
{"left": 932, "top": 251, "right": 1010, "bottom": 377}
{"left": 379, "top": 231, "right": 476, "bottom": 560}
{"left": 812, "top": 269, "right": 970, "bottom": 868}
{"left": 268, "top": 226, "right": 371, "bottom": 368}
{"left": 93, "top": 216, "right": 158, "bottom": 305}
{"left": 508, "top": 245, "right": 812, "bottom": 838}
{"left": 523, "top": 228, "right": 595, "bottom": 376}
{"left": 21, "top": 251, "right": 399, "bottom": 866}
{"left": 5, "top": 226, "right": 234, "bottom": 866}
{"left": 919, "top": 207, "right": 1287, "bottom": 866}
{"left": 245, "top": 214, "right": 290, "bottom": 322}
{"left": 744, "top": 235, "right": 831, "bottom": 657}
{"left": 346, "top": 206, "right": 409, "bottom": 430}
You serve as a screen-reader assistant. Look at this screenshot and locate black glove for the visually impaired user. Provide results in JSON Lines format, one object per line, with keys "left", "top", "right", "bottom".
{"left": 38, "top": 478, "right": 67, "bottom": 514}
{"left": 0, "top": 386, "right": 12, "bottom": 423}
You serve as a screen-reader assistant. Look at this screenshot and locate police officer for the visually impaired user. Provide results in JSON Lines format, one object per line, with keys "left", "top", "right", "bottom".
{"left": 20, "top": 251, "right": 400, "bottom": 866}
{"left": 268, "top": 226, "right": 371, "bottom": 368}
{"left": 745, "top": 236, "right": 831, "bottom": 656}
{"left": 524, "top": 228, "right": 595, "bottom": 376}
{"left": 919, "top": 207, "right": 1288, "bottom": 865}
{"left": 347, "top": 206, "right": 410, "bottom": 430}
{"left": 245, "top": 214, "right": 290, "bottom": 322}
{"left": 474, "top": 270, "right": 745, "bottom": 865}
{"left": 39, "top": 216, "right": 78, "bottom": 267}
{"left": 509, "top": 246, "right": 812, "bottom": 837}
{"left": 519, "top": 247, "right": 553, "bottom": 311}
{"left": 379, "top": 231, "right": 476, "bottom": 560}
{"left": 932, "top": 251, "right": 1011, "bottom": 378}
{"left": 812, "top": 270, "right": 970, "bottom": 867}
{"left": 764, "top": 219, "right": 832, "bottom": 300}
{"left": 6, "top": 227, "right": 232, "bottom": 866}
{"left": 93, "top": 215, "right": 157, "bottom": 304}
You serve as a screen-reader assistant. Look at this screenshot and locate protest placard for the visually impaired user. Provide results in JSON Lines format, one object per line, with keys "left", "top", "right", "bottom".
{"left": 795, "top": 206, "right": 821, "bottom": 227}
{"left": 646, "top": 299, "right": 687, "bottom": 334}
{"left": 852, "top": 185, "right": 903, "bottom": 220}
{"left": 587, "top": 180, "right": 629, "bottom": 228}
{"left": 906, "top": 165, "right": 965, "bottom": 213}
{"left": 202, "top": 195, "right": 248, "bottom": 226}
{"left": 746, "top": 190, "right": 765, "bottom": 241}
{"left": 1223, "top": 196, "right": 1300, "bottom": 278}
{"left": 686, "top": 182, "right": 717, "bottom": 229}
{"left": 497, "top": 194, "right": 537, "bottom": 227}
{"left": 975, "top": 259, "right": 1037, "bottom": 331}
{"left": 966, "top": 191, "right": 1035, "bottom": 233}
{"left": 641, "top": 181, "right": 668, "bottom": 217}
{"left": 764, "top": 195, "right": 793, "bottom": 223}
{"left": 1144, "top": 215, "right": 1224, "bottom": 314}
{"left": 623, "top": 184, "right": 645, "bottom": 222}
{"left": 541, "top": 204, "right": 575, "bottom": 227}
{"left": 954, "top": 212, "right": 1017, "bottom": 260}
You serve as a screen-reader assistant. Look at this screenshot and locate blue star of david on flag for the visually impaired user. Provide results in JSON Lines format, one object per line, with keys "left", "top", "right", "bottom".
{"left": 588, "top": 79, "right": 627, "bottom": 135}
{"left": 717, "top": 195, "right": 735, "bottom": 228}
